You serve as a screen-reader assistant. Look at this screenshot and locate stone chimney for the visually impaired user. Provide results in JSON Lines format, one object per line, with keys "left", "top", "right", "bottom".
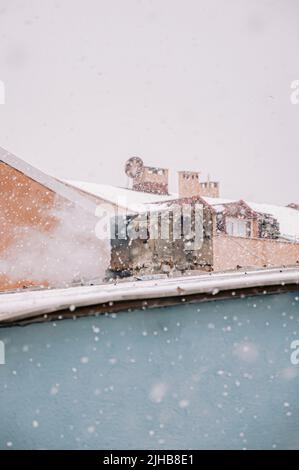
{"left": 178, "top": 171, "right": 201, "bottom": 198}
{"left": 200, "top": 179, "right": 220, "bottom": 198}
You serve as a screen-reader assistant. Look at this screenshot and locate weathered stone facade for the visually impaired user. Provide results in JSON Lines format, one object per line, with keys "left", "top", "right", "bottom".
{"left": 108, "top": 201, "right": 214, "bottom": 277}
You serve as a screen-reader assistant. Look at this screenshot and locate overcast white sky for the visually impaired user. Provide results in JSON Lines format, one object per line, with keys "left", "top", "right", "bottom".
{"left": 0, "top": 0, "right": 298, "bottom": 204}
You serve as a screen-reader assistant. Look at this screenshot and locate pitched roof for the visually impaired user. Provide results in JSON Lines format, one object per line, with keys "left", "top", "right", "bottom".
{"left": 247, "top": 201, "right": 299, "bottom": 242}
{"left": 65, "top": 180, "right": 179, "bottom": 213}
{"left": 2, "top": 146, "right": 298, "bottom": 241}
{"left": 201, "top": 196, "right": 299, "bottom": 242}
{"left": 65, "top": 181, "right": 299, "bottom": 241}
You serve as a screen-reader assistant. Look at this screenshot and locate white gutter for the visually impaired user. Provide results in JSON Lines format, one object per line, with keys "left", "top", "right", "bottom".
{"left": 0, "top": 267, "right": 298, "bottom": 323}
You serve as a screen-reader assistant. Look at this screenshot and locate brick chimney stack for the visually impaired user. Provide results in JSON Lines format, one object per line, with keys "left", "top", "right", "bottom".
{"left": 200, "top": 180, "right": 220, "bottom": 198}
{"left": 125, "top": 157, "right": 169, "bottom": 195}
{"left": 178, "top": 170, "right": 220, "bottom": 198}
{"left": 178, "top": 171, "right": 201, "bottom": 198}
{"left": 133, "top": 166, "right": 169, "bottom": 195}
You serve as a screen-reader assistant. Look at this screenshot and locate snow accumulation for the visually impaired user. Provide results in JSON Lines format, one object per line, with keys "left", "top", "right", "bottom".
{"left": 248, "top": 202, "right": 299, "bottom": 242}
{"left": 203, "top": 196, "right": 299, "bottom": 242}
{"left": 65, "top": 180, "right": 299, "bottom": 241}
{"left": 202, "top": 197, "right": 235, "bottom": 206}
{"left": 1, "top": 268, "right": 298, "bottom": 321}
{"left": 65, "top": 180, "right": 178, "bottom": 213}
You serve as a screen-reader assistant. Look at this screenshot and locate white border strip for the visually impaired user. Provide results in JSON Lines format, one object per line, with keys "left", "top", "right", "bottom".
{"left": 0, "top": 268, "right": 299, "bottom": 323}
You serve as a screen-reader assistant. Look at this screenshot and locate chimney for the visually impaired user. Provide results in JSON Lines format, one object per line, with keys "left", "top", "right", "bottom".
{"left": 178, "top": 171, "right": 201, "bottom": 198}
{"left": 200, "top": 179, "right": 220, "bottom": 198}
{"left": 178, "top": 171, "right": 220, "bottom": 198}
{"left": 125, "top": 157, "right": 169, "bottom": 195}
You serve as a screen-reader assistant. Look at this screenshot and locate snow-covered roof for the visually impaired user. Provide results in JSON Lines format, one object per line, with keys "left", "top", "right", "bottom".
{"left": 201, "top": 196, "right": 299, "bottom": 242}
{"left": 201, "top": 196, "right": 235, "bottom": 206}
{"left": 65, "top": 181, "right": 299, "bottom": 241}
{"left": 65, "top": 180, "right": 179, "bottom": 213}
{"left": 247, "top": 202, "right": 299, "bottom": 242}
{"left": 2, "top": 146, "right": 297, "bottom": 241}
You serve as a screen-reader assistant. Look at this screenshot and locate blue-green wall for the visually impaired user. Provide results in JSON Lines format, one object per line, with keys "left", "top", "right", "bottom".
{"left": 1, "top": 292, "right": 299, "bottom": 449}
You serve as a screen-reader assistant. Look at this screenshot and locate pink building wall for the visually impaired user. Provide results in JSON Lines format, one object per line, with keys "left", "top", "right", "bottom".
{"left": 213, "top": 234, "right": 299, "bottom": 271}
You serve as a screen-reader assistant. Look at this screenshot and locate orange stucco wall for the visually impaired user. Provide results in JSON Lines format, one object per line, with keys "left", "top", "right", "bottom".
{"left": 213, "top": 234, "right": 299, "bottom": 271}
{"left": 0, "top": 162, "right": 109, "bottom": 291}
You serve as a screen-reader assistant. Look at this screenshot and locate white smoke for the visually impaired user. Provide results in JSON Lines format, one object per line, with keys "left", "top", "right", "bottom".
{"left": 0, "top": 200, "right": 110, "bottom": 288}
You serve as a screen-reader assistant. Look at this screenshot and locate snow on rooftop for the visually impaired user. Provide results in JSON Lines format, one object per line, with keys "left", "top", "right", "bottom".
{"left": 201, "top": 196, "right": 235, "bottom": 205}
{"left": 65, "top": 180, "right": 178, "bottom": 213}
{"left": 202, "top": 196, "right": 299, "bottom": 242}
{"left": 247, "top": 201, "right": 299, "bottom": 242}
{"left": 66, "top": 181, "right": 299, "bottom": 242}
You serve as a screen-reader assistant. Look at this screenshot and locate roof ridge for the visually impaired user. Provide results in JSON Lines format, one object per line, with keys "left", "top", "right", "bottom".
{"left": 0, "top": 146, "right": 97, "bottom": 214}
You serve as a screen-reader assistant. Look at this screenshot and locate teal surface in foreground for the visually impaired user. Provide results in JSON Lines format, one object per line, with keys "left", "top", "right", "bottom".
{"left": 0, "top": 291, "right": 299, "bottom": 450}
